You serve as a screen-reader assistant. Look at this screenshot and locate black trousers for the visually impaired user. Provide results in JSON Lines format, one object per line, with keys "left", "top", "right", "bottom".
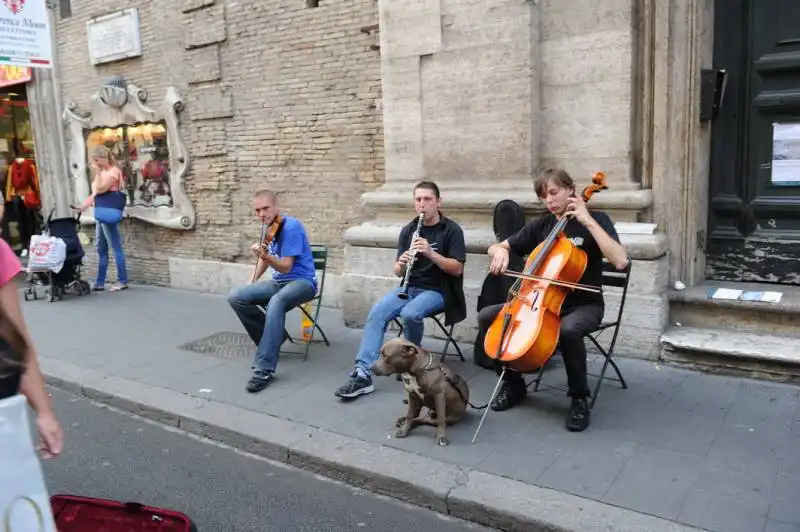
{"left": 477, "top": 302, "right": 604, "bottom": 398}
{"left": 5, "top": 197, "right": 37, "bottom": 251}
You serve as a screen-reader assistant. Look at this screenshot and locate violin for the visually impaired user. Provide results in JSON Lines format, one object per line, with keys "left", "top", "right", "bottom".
{"left": 251, "top": 214, "right": 284, "bottom": 283}
{"left": 483, "top": 171, "right": 608, "bottom": 373}
{"left": 258, "top": 214, "right": 284, "bottom": 258}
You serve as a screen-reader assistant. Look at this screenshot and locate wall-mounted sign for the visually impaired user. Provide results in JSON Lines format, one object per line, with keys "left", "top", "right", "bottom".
{"left": 86, "top": 8, "right": 142, "bottom": 66}
{"left": 0, "top": 0, "right": 53, "bottom": 68}
{"left": 0, "top": 65, "right": 31, "bottom": 87}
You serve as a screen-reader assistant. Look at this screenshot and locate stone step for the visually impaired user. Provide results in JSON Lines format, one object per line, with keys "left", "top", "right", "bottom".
{"left": 659, "top": 325, "right": 800, "bottom": 383}
{"left": 668, "top": 280, "right": 800, "bottom": 335}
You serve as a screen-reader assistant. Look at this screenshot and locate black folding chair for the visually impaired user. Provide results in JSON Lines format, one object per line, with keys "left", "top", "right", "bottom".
{"left": 257, "top": 245, "right": 331, "bottom": 361}
{"left": 392, "top": 313, "right": 466, "bottom": 362}
{"left": 529, "top": 258, "right": 632, "bottom": 408}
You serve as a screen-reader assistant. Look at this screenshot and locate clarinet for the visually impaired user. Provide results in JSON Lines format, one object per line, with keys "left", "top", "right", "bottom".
{"left": 398, "top": 212, "right": 425, "bottom": 300}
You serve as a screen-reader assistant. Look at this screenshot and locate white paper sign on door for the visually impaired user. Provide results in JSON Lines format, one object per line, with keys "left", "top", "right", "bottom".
{"left": 771, "top": 122, "right": 800, "bottom": 186}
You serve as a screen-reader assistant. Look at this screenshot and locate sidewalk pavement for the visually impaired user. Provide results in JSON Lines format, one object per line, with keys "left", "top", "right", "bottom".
{"left": 20, "top": 284, "right": 800, "bottom": 532}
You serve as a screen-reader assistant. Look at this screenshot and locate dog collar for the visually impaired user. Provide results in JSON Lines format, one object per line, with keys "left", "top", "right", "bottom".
{"left": 419, "top": 351, "right": 436, "bottom": 372}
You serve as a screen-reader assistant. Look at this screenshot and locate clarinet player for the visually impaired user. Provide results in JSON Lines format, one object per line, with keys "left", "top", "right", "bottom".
{"left": 334, "top": 181, "right": 467, "bottom": 400}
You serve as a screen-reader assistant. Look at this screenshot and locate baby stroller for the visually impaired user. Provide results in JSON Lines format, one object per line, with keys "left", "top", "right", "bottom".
{"left": 24, "top": 210, "right": 91, "bottom": 302}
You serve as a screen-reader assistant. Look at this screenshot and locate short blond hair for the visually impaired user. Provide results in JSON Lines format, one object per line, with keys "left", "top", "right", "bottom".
{"left": 254, "top": 189, "right": 278, "bottom": 203}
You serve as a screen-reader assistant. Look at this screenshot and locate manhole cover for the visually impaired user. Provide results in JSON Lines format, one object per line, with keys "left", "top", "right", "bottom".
{"left": 178, "top": 331, "right": 254, "bottom": 359}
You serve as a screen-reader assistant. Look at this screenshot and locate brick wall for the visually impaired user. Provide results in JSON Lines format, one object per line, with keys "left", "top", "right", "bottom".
{"left": 55, "top": 0, "right": 384, "bottom": 284}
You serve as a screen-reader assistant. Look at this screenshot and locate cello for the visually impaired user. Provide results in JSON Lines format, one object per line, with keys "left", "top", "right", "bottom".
{"left": 472, "top": 172, "right": 608, "bottom": 443}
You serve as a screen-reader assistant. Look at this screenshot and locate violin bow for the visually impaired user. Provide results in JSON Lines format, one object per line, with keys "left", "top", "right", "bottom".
{"left": 251, "top": 222, "right": 267, "bottom": 284}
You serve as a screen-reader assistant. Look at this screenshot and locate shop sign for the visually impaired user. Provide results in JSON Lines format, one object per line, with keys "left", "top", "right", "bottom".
{"left": 0, "top": 64, "right": 31, "bottom": 87}
{"left": 0, "top": 0, "right": 53, "bottom": 68}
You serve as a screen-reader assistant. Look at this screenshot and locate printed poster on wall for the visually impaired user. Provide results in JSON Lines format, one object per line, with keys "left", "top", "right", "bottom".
{"left": 771, "top": 122, "right": 800, "bottom": 187}
{"left": 0, "top": 0, "right": 53, "bottom": 68}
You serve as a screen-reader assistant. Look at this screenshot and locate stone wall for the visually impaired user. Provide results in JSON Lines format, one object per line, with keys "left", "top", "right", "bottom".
{"left": 540, "top": 0, "right": 635, "bottom": 184}
{"left": 54, "top": 0, "right": 383, "bottom": 286}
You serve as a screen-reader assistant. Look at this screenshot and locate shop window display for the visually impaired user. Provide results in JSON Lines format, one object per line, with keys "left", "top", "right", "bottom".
{"left": 84, "top": 121, "right": 172, "bottom": 209}
{"left": 64, "top": 80, "right": 195, "bottom": 230}
{"left": 0, "top": 85, "right": 41, "bottom": 256}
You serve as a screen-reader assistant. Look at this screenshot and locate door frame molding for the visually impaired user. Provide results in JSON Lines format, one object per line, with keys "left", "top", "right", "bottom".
{"left": 638, "top": 0, "right": 716, "bottom": 288}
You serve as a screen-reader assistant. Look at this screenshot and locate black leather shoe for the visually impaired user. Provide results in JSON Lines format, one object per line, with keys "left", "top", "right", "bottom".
{"left": 490, "top": 381, "right": 526, "bottom": 411}
{"left": 566, "top": 397, "right": 590, "bottom": 432}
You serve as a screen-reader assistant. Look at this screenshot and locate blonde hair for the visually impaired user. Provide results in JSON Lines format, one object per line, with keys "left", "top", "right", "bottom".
{"left": 92, "top": 146, "right": 115, "bottom": 166}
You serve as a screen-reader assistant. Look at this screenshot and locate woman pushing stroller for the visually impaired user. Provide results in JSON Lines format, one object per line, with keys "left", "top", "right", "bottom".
{"left": 74, "top": 147, "right": 129, "bottom": 293}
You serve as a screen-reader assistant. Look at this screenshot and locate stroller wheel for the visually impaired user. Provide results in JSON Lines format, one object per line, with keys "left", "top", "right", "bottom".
{"left": 79, "top": 281, "right": 91, "bottom": 295}
{"left": 23, "top": 291, "right": 30, "bottom": 301}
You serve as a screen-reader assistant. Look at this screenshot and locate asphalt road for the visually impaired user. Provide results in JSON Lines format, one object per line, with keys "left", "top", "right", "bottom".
{"left": 39, "top": 387, "right": 493, "bottom": 531}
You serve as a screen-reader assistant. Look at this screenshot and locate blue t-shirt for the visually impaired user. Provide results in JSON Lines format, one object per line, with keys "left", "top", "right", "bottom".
{"left": 267, "top": 216, "right": 318, "bottom": 293}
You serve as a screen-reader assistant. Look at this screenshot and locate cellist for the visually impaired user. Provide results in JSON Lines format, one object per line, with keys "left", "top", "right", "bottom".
{"left": 478, "top": 168, "right": 629, "bottom": 432}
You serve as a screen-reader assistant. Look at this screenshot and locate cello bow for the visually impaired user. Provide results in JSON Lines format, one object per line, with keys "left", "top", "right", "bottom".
{"left": 501, "top": 270, "right": 601, "bottom": 293}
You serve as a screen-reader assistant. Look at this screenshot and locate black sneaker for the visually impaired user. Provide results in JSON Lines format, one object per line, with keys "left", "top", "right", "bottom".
{"left": 566, "top": 397, "right": 590, "bottom": 432}
{"left": 246, "top": 370, "right": 274, "bottom": 393}
{"left": 490, "top": 381, "right": 526, "bottom": 411}
{"left": 334, "top": 371, "right": 375, "bottom": 400}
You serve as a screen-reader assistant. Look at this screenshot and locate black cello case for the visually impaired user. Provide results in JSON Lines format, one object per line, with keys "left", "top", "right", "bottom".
{"left": 473, "top": 199, "right": 527, "bottom": 369}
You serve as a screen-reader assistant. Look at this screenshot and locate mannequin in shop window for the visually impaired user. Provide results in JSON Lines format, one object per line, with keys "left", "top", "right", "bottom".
{"left": 4, "top": 138, "right": 40, "bottom": 256}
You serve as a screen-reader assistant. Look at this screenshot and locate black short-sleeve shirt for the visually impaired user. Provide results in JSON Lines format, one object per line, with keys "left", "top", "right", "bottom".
{"left": 397, "top": 216, "right": 467, "bottom": 293}
{"left": 0, "top": 371, "right": 20, "bottom": 400}
{"left": 0, "top": 339, "right": 21, "bottom": 400}
{"left": 395, "top": 215, "right": 468, "bottom": 326}
{"left": 506, "top": 211, "right": 620, "bottom": 309}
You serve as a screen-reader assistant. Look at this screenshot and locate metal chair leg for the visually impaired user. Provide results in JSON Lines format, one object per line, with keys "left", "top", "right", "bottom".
{"left": 532, "top": 364, "right": 545, "bottom": 392}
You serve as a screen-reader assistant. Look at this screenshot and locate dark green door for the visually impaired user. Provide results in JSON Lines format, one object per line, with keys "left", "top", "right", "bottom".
{"left": 706, "top": 0, "right": 800, "bottom": 284}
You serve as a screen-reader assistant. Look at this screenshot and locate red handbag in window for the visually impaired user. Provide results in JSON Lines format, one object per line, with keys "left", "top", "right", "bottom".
{"left": 23, "top": 191, "right": 40, "bottom": 209}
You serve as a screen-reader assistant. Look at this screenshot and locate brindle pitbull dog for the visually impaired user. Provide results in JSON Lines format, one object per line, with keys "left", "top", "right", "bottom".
{"left": 371, "top": 338, "right": 469, "bottom": 446}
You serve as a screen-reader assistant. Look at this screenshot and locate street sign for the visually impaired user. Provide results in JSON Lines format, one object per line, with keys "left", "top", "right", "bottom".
{"left": 0, "top": 0, "right": 53, "bottom": 68}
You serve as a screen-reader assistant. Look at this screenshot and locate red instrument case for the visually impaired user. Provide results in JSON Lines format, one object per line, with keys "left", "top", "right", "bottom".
{"left": 50, "top": 494, "right": 198, "bottom": 531}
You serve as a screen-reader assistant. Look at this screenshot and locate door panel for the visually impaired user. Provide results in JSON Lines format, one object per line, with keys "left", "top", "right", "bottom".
{"left": 707, "top": 0, "right": 800, "bottom": 285}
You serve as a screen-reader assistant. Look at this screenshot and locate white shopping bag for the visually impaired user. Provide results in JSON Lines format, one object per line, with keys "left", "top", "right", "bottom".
{"left": 0, "top": 394, "right": 57, "bottom": 532}
{"left": 27, "top": 235, "right": 67, "bottom": 274}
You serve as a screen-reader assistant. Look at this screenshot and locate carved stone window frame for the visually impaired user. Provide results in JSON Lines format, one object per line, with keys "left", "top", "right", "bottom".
{"left": 63, "top": 82, "right": 195, "bottom": 230}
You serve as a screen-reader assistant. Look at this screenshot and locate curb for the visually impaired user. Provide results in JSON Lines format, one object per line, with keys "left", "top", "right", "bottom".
{"left": 41, "top": 356, "right": 706, "bottom": 532}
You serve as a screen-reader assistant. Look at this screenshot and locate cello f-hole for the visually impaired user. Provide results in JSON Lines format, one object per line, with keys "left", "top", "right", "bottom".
{"left": 530, "top": 290, "right": 539, "bottom": 311}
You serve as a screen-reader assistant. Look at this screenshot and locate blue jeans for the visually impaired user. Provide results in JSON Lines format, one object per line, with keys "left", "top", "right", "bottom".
{"left": 96, "top": 222, "right": 128, "bottom": 286}
{"left": 355, "top": 287, "right": 445, "bottom": 376}
{"left": 228, "top": 279, "right": 316, "bottom": 373}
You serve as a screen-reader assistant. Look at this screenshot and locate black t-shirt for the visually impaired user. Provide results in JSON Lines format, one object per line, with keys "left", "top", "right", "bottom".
{"left": 506, "top": 211, "right": 620, "bottom": 309}
{"left": 0, "top": 371, "right": 20, "bottom": 400}
{"left": 397, "top": 215, "right": 467, "bottom": 293}
{"left": 0, "top": 338, "right": 21, "bottom": 400}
